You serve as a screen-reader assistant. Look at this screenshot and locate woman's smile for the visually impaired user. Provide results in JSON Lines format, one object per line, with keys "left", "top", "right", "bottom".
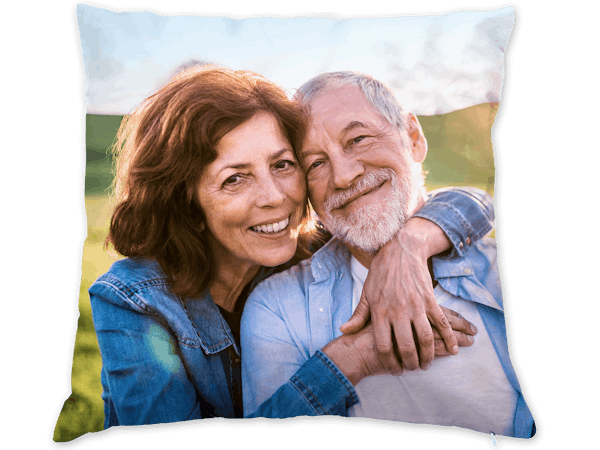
{"left": 197, "top": 111, "right": 307, "bottom": 269}
{"left": 250, "top": 215, "right": 291, "bottom": 234}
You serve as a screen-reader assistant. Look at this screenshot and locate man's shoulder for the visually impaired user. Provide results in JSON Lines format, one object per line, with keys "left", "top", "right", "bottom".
{"left": 249, "top": 237, "right": 350, "bottom": 305}
{"left": 432, "top": 237, "right": 500, "bottom": 288}
{"left": 249, "top": 258, "right": 314, "bottom": 305}
{"left": 435, "top": 237, "right": 497, "bottom": 266}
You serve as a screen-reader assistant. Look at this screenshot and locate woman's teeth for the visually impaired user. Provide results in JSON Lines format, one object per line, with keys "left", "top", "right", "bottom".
{"left": 252, "top": 217, "right": 290, "bottom": 234}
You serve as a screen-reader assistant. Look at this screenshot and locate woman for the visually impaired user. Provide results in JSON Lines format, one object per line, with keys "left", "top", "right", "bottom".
{"left": 90, "top": 66, "right": 492, "bottom": 426}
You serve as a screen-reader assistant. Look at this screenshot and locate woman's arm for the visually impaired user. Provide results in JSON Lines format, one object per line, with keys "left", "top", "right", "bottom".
{"left": 342, "top": 187, "right": 494, "bottom": 372}
{"left": 89, "top": 282, "right": 202, "bottom": 426}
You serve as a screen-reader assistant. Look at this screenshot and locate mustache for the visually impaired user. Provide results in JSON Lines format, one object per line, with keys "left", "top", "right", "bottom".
{"left": 323, "top": 169, "right": 397, "bottom": 213}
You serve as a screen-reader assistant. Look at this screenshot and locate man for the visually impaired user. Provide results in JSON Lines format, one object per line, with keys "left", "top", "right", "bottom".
{"left": 241, "top": 72, "right": 534, "bottom": 437}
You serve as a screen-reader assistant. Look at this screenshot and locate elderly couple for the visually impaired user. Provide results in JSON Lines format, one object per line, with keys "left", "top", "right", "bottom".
{"left": 89, "top": 67, "right": 534, "bottom": 438}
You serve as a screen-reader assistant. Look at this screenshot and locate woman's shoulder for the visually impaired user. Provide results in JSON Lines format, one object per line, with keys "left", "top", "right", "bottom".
{"left": 95, "top": 257, "right": 168, "bottom": 286}
{"left": 90, "top": 258, "right": 176, "bottom": 309}
{"left": 89, "top": 258, "right": 204, "bottom": 346}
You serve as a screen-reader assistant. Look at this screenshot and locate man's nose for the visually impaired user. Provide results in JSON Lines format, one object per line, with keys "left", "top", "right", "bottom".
{"left": 255, "top": 174, "right": 286, "bottom": 208}
{"left": 330, "top": 154, "right": 364, "bottom": 190}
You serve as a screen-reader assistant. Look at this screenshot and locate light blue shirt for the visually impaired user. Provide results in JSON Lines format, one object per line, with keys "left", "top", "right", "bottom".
{"left": 241, "top": 237, "right": 534, "bottom": 438}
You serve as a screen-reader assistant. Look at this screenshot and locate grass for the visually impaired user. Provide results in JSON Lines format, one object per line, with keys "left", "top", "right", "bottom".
{"left": 54, "top": 104, "right": 498, "bottom": 441}
{"left": 53, "top": 195, "right": 121, "bottom": 442}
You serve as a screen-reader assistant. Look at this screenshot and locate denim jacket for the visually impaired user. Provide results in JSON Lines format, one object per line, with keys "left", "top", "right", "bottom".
{"left": 89, "top": 187, "right": 494, "bottom": 427}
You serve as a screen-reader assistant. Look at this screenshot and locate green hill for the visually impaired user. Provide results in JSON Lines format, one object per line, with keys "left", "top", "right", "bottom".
{"left": 83, "top": 104, "right": 498, "bottom": 195}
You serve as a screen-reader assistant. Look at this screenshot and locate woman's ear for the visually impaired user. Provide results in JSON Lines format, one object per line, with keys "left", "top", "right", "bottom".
{"left": 406, "top": 113, "right": 428, "bottom": 163}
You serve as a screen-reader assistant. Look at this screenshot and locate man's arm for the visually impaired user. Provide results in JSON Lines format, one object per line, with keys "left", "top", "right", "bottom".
{"left": 342, "top": 187, "right": 493, "bottom": 372}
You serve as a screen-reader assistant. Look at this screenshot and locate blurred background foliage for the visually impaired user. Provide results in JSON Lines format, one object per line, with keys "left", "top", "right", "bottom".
{"left": 54, "top": 103, "right": 497, "bottom": 441}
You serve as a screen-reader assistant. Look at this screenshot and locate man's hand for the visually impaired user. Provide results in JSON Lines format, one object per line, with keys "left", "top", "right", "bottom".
{"left": 324, "top": 312, "right": 476, "bottom": 385}
{"left": 340, "top": 217, "right": 465, "bottom": 372}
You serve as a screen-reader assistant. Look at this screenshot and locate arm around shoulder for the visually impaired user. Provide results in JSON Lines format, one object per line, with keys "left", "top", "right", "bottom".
{"left": 414, "top": 186, "right": 495, "bottom": 258}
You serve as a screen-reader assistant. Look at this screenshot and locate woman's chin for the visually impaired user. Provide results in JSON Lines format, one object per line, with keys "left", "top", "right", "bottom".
{"left": 255, "top": 242, "right": 298, "bottom": 267}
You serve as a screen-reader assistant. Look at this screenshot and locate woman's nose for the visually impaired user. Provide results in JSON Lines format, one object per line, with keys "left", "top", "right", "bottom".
{"left": 255, "top": 175, "right": 286, "bottom": 208}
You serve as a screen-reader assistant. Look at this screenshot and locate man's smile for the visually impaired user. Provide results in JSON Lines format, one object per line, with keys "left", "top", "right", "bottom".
{"left": 335, "top": 181, "right": 387, "bottom": 211}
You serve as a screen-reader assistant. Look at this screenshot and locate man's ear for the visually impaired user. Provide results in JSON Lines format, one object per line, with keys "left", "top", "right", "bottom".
{"left": 406, "top": 113, "right": 428, "bottom": 163}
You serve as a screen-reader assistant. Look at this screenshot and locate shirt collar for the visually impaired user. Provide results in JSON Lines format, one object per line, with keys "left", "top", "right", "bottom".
{"left": 310, "top": 237, "right": 352, "bottom": 282}
{"left": 432, "top": 255, "right": 503, "bottom": 311}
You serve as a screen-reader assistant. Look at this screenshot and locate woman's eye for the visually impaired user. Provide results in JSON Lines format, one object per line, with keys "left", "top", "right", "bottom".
{"left": 274, "top": 159, "right": 296, "bottom": 170}
{"left": 223, "top": 174, "right": 243, "bottom": 187}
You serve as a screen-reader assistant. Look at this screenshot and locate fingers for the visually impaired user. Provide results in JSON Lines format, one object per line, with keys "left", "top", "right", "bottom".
{"left": 434, "top": 339, "right": 451, "bottom": 357}
{"left": 439, "top": 305, "right": 478, "bottom": 335}
{"left": 371, "top": 315, "right": 404, "bottom": 375}
{"left": 340, "top": 294, "right": 371, "bottom": 334}
{"left": 389, "top": 320, "right": 419, "bottom": 372}
{"left": 428, "top": 304, "right": 459, "bottom": 355}
{"left": 410, "top": 315, "right": 435, "bottom": 370}
{"left": 433, "top": 329, "right": 475, "bottom": 358}
{"left": 453, "top": 330, "right": 475, "bottom": 348}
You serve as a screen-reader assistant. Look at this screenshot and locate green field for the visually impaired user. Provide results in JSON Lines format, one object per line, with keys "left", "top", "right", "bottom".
{"left": 54, "top": 104, "right": 497, "bottom": 441}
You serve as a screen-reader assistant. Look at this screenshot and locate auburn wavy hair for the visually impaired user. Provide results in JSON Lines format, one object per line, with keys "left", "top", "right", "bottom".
{"left": 107, "top": 66, "right": 311, "bottom": 298}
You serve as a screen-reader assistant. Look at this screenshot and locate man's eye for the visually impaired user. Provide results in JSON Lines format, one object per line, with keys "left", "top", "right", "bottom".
{"left": 308, "top": 160, "right": 323, "bottom": 171}
{"left": 351, "top": 136, "right": 367, "bottom": 145}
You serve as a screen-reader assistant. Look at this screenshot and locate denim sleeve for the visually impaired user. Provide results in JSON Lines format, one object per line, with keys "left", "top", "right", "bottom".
{"left": 89, "top": 281, "right": 202, "bottom": 426}
{"left": 245, "top": 351, "right": 358, "bottom": 418}
{"left": 414, "top": 186, "right": 495, "bottom": 259}
{"left": 241, "top": 290, "right": 358, "bottom": 417}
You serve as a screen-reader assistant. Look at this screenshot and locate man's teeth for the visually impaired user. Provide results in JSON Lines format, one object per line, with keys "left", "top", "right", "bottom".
{"left": 252, "top": 217, "right": 290, "bottom": 234}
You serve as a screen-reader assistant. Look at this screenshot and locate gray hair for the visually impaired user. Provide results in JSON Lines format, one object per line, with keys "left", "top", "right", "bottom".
{"left": 296, "top": 71, "right": 406, "bottom": 131}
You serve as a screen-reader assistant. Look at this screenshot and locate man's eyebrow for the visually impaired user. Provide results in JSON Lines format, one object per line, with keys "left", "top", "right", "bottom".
{"left": 342, "top": 120, "right": 370, "bottom": 134}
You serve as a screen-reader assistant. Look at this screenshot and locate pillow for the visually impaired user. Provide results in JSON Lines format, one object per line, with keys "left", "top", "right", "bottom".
{"left": 56, "top": 4, "right": 533, "bottom": 444}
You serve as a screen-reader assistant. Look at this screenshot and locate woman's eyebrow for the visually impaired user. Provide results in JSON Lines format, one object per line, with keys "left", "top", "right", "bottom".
{"left": 268, "top": 148, "right": 294, "bottom": 161}
{"left": 223, "top": 162, "right": 251, "bottom": 170}
{"left": 220, "top": 148, "right": 293, "bottom": 172}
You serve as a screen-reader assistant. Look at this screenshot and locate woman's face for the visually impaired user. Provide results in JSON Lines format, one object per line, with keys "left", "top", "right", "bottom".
{"left": 198, "top": 111, "right": 307, "bottom": 269}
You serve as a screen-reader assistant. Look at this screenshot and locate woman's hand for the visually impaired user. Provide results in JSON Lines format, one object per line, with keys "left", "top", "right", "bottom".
{"left": 340, "top": 217, "right": 467, "bottom": 372}
{"left": 325, "top": 309, "right": 476, "bottom": 385}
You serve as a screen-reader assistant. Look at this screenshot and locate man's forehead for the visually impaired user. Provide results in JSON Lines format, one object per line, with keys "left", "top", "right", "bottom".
{"left": 308, "top": 84, "right": 373, "bottom": 120}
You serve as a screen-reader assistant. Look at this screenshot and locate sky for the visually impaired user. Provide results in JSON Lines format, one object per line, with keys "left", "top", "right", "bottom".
{"left": 78, "top": 4, "right": 513, "bottom": 116}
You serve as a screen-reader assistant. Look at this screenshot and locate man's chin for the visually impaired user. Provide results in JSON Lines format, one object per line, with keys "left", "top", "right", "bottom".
{"left": 324, "top": 207, "right": 405, "bottom": 254}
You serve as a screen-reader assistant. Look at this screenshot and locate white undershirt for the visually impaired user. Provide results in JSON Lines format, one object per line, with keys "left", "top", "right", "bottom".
{"left": 349, "top": 256, "right": 518, "bottom": 436}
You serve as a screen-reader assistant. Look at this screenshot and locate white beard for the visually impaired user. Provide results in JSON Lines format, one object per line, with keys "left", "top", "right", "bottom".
{"left": 322, "top": 167, "right": 419, "bottom": 253}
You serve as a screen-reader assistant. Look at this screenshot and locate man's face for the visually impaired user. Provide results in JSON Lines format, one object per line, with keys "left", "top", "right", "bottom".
{"left": 300, "top": 84, "right": 424, "bottom": 253}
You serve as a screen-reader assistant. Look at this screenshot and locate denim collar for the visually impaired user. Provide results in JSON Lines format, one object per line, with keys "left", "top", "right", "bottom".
{"left": 184, "top": 290, "right": 239, "bottom": 356}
